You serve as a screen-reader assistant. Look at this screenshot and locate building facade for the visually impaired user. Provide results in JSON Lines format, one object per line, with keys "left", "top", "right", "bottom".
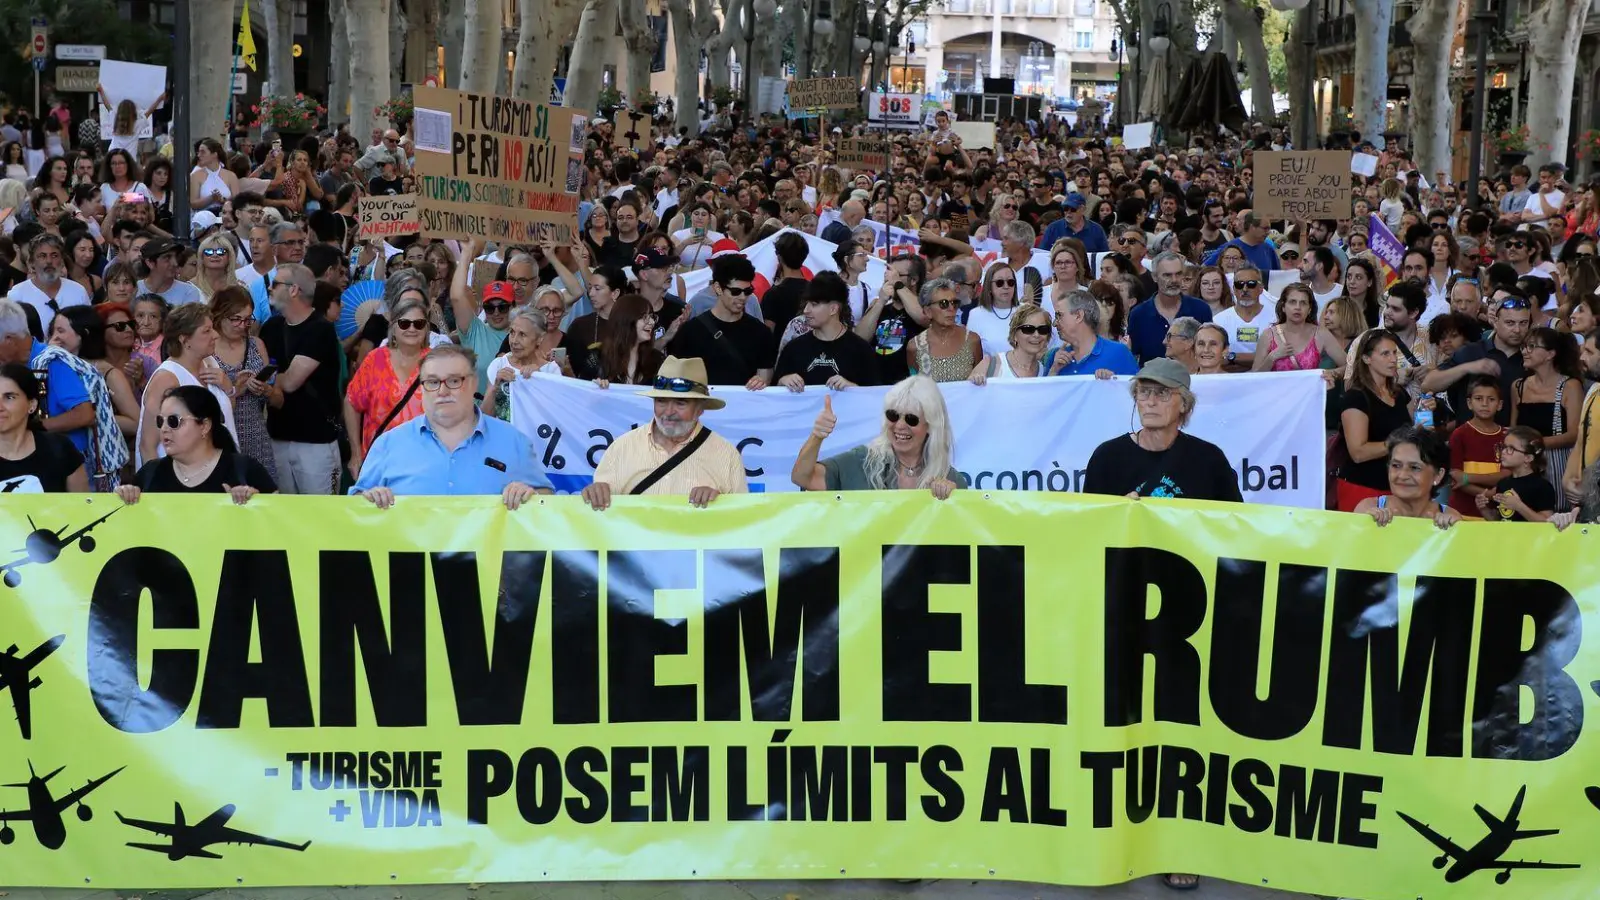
{"left": 897, "top": 0, "right": 1122, "bottom": 103}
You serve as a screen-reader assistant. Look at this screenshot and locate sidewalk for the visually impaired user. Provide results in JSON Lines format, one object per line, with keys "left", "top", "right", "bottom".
{"left": 0, "top": 878, "right": 1329, "bottom": 900}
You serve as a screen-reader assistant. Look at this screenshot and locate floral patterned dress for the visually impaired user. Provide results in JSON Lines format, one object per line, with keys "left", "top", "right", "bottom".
{"left": 214, "top": 338, "right": 277, "bottom": 479}
{"left": 345, "top": 346, "right": 428, "bottom": 454}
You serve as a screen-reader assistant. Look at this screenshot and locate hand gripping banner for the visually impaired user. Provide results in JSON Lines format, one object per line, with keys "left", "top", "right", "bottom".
{"left": 0, "top": 493, "right": 1594, "bottom": 897}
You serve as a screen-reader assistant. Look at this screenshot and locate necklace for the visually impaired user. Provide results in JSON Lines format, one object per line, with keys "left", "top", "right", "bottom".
{"left": 993, "top": 304, "right": 1015, "bottom": 321}
{"left": 172, "top": 453, "right": 219, "bottom": 487}
{"left": 898, "top": 461, "right": 924, "bottom": 478}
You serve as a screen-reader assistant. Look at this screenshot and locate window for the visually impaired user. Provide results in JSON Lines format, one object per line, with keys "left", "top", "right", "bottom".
{"left": 1073, "top": 0, "right": 1095, "bottom": 15}
{"left": 1031, "top": 0, "right": 1053, "bottom": 13}
{"left": 1075, "top": 30, "right": 1093, "bottom": 50}
{"left": 948, "top": 0, "right": 969, "bottom": 10}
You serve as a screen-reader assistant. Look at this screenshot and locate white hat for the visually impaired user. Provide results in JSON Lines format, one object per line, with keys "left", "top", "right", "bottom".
{"left": 192, "top": 210, "right": 221, "bottom": 231}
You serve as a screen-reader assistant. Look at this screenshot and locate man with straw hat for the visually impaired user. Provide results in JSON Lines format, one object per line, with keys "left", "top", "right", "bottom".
{"left": 581, "top": 356, "right": 748, "bottom": 510}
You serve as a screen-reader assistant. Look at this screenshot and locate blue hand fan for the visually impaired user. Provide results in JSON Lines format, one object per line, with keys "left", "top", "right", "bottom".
{"left": 337, "top": 280, "right": 387, "bottom": 340}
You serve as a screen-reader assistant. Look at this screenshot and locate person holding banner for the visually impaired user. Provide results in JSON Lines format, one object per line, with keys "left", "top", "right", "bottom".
{"left": 1082, "top": 358, "right": 1241, "bottom": 503}
{"left": 582, "top": 356, "right": 746, "bottom": 510}
{"left": 968, "top": 302, "right": 1051, "bottom": 383}
{"left": 1353, "top": 426, "right": 1463, "bottom": 530}
{"left": 775, "top": 273, "right": 879, "bottom": 390}
{"left": 791, "top": 377, "right": 962, "bottom": 498}
{"left": 117, "top": 385, "right": 275, "bottom": 505}
{"left": 1335, "top": 329, "right": 1416, "bottom": 511}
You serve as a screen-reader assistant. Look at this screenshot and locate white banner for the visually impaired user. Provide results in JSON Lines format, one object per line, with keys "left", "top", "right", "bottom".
{"left": 867, "top": 92, "right": 924, "bottom": 130}
{"left": 510, "top": 371, "right": 1327, "bottom": 507}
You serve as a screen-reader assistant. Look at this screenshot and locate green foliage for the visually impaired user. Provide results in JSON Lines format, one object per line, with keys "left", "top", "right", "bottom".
{"left": 1261, "top": 5, "right": 1289, "bottom": 94}
{"left": 0, "top": 0, "right": 170, "bottom": 108}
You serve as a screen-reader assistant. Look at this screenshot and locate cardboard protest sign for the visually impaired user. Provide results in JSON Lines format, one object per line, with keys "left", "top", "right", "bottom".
{"left": 411, "top": 86, "right": 585, "bottom": 245}
{"left": 835, "top": 138, "right": 891, "bottom": 172}
{"left": 358, "top": 194, "right": 421, "bottom": 239}
{"left": 950, "top": 121, "right": 996, "bottom": 150}
{"left": 788, "top": 77, "right": 859, "bottom": 111}
{"left": 1254, "top": 151, "right": 1352, "bottom": 220}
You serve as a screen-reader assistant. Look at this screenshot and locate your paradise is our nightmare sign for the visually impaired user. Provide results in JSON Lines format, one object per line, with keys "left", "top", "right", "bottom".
{"left": 410, "top": 87, "right": 587, "bottom": 245}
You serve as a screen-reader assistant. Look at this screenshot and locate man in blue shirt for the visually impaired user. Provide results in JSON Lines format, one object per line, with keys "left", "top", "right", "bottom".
{"left": 1125, "top": 251, "right": 1214, "bottom": 364}
{"left": 1038, "top": 193, "right": 1109, "bottom": 253}
{"left": 1202, "top": 211, "right": 1278, "bottom": 273}
{"left": 1043, "top": 287, "right": 1139, "bottom": 377}
{"left": 352, "top": 344, "right": 552, "bottom": 509}
{"left": 0, "top": 300, "right": 93, "bottom": 454}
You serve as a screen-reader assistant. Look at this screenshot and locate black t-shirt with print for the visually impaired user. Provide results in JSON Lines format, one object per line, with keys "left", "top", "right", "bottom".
{"left": 1083, "top": 432, "right": 1242, "bottom": 501}
{"left": 869, "top": 303, "right": 923, "bottom": 384}
{"left": 0, "top": 432, "right": 83, "bottom": 493}
{"left": 668, "top": 312, "right": 774, "bottom": 385}
{"left": 368, "top": 176, "right": 405, "bottom": 196}
{"left": 1490, "top": 472, "right": 1556, "bottom": 522}
{"left": 774, "top": 330, "right": 880, "bottom": 386}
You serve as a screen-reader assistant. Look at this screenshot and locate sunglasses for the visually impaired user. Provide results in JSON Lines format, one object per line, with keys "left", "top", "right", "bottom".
{"left": 394, "top": 318, "right": 428, "bottom": 330}
{"left": 1237, "top": 279, "right": 1261, "bottom": 289}
{"left": 884, "top": 409, "right": 921, "bottom": 427}
{"left": 931, "top": 299, "right": 960, "bottom": 309}
{"left": 653, "top": 375, "right": 708, "bottom": 394}
{"left": 719, "top": 284, "right": 752, "bottom": 296}
{"left": 483, "top": 301, "right": 511, "bottom": 313}
{"left": 992, "top": 278, "right": 1015, "bottom": 287}
{"left": 1117, "top": 236, "right": 1144, "bottom": 246}
{"left": 1015, "top": 323, "right": 1051, "bottom": 336}
{"left": 1280, "top": 251, "right": 1300, "bottom": 260}
{"left": 1503, "top": 240, "right": 1527, "bottom": 249}
{"left": 1497, "top": 297, "right": 1531, "bottom": 310}
{"left": 152, "top": 414, "right": 195, "bottom": 429}
{"left": 1431, "top": 222, "right": 1450, "bottom": 231}
{"left": 104, "top": 320, "right": 135, "bottom": 332}
{"left": 200, "top": 247, "right": 229, "bottom": 258}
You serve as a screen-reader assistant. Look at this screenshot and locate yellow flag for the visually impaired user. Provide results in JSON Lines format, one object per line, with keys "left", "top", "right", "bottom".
{"left": 237, "top": 2, "right": 257, "bottom": 72}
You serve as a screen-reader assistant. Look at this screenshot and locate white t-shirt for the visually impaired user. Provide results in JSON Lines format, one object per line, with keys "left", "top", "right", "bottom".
{"left": 1212, "top": 303, "right": 1277, "bottom": 355}
{"left": 672, "top": 228, "right": 724, "bottom": 269}
{"left": 9, "top": 278, "right": 89, "bottom": 326}
{"left": 1523, "top": 188, "right": 1565, "bottom": 223}
{"left": 100, "top": 181, "right": 152, "bottom": 211}
{"left": 963, "top": 304, "right": 1060, "bottom": 357}
{"left": 138, "top": 279, "right": 205, "bottom": 306}
{"left": 1312, "top": 284, "right": 1343, "bottom": 310}
{"left": 235, "top": 264, "right": 270, "bottom": 287}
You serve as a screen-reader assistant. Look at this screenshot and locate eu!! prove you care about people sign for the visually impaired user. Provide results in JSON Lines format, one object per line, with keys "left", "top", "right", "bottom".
{"left": 1254, "top": 151, "right": 1352, "bottom": 220}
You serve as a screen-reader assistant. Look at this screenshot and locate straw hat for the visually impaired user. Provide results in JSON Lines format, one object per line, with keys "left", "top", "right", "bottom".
{"left": 640, "top": 356, "right": 726, "bottom": 410}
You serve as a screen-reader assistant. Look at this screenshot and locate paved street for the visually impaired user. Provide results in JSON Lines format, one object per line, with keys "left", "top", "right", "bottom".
{"left": 0, "top": 879, "right": 1330, "bottom": 900}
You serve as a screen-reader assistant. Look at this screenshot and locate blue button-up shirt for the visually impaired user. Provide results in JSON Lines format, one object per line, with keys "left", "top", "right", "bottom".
{"left": 350, "top": 413, "right": 552, "bottom": 496}
{"left": 1043, "top": 336, "right": 1140, "bottom": 377}
{"left": 1039, "top": 217, "right": 1109, "bottom": 253}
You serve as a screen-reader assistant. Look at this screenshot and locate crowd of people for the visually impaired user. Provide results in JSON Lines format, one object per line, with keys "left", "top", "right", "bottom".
{"left": 0, "top": 97, "right": 1596, "bottom": 543}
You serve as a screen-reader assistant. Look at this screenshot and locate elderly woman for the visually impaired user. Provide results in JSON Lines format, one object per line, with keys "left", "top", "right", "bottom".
{"left": 1193, "top": 323, "right": 1230, "bottom": 375}
{"left": 1162, "top": 316, "right": 1202, "bottom": 372}
{"left": 1354, "top": 426, "right": 1463, "bottom": 530}
{"left": 908, "top": 278, "right": 981, "bottom": 382}
{"left": 1082, "top": 358, "right": 1242, "bottom": 501}
{"left": 970, "top": 302, "right": 1051, "bottom": 383}
{"left": 343, "top": 294, "right": 432, "bottom": 478}
{"left": 792, "top": 375, "right": 964, "bottom": 498}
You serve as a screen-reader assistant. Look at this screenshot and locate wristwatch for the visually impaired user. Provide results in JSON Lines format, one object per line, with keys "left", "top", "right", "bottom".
{"left": 1226, "top": 351, "right": 1237, "bottom": 363}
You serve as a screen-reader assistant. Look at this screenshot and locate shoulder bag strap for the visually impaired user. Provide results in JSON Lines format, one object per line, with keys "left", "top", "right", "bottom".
{"left": 629, "top": 425, "right": 713, "bottom": 496}
{"left": 696, "top": 312, "right": 750, "bottom": 375}
{"left": 373, "top": 376, "right": 423, "bottom": 439}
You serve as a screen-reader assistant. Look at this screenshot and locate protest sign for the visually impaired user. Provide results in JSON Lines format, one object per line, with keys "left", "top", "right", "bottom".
{"left": 98, "top": 60, "right": 165, "bottom": 139}
{"left": 411, "top": 86, "right": 585, "bottom": 244}
{"left": 950, "top": 121, "right": 996, "bottom": 149}
{"left": 788, "top": 77, "right": 858, "bottom": 111}
{"left": 866, "top": 92, "right": 923, "bottom": 130}
{"left": 1122, "top": 122, "right": 1154, "bottom": 150}
{"left": 835, "top": 137, "right": 891, "bottom": 171}
{"left": 357, "top": 194, "right": 420, "bottom": 239}
{"left": 1254, "top": 151, "right": 1352, "bottom": 220}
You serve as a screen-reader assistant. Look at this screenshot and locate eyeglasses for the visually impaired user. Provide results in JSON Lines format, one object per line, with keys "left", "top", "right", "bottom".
{"left": 653, "top": 375, "right": 708, "bottom": 394}
{"left": 992, "top": 278, "right": 1015, "bottom": 287}
{"left": 507, "top": 276, "right": 537, "bottom": 287}
{"left": 719, "top": 284, "right": 752, "bottom": 297}
{"left": 1134, "top": 384, "right": 1175, "bottom": 401}
{"left": 1497, "top": 442, "right": 1531, "bottom": 456}
{"left": 394, "top": 318, "right": 428, "bottom": 330}
{"left": 999, "top": 203, "right": 1017, "bottom": 210}
{"left": 274, "top": 238, "right": 307, "bottom": 247}
{"left": 884, "top": 409, "right": 921, "bottom": 427}
{"left": 223, "top": 314, "right": 252, "bottom": 327}
{"left": 1015, "top": 323, "right": 1051, "bottom": 336}
{"left": 1496, "top": 297, "right": 1531, "bottom": 310}
{"left": 1280, "top": 251, "right": 1300, "bottom": 260}
{"left": 153, "top": 414, "right": 196, "bottom": 430}
{"left": 104, "top": 320, "right": 135, "bottom": 332}
{"left": 1502, "top": 240, "right": 1527, "bottom": 249}
{"left": 931, "top": 299, "right": 960, "bottom": 309}
{"left": 1117, "top": 236, "right": 1144, "bottom": 246}
{"left": 1237, "top": 279, "right": 1261, "bottom": 289}
{"left": 422, "top": 375, "right": 470, "bottom": 392}
{"left": 200, "top": 247, "right": 229, "bottom": 258}
{"left": 483, "top": 301, "right": 511, "bottom": 313}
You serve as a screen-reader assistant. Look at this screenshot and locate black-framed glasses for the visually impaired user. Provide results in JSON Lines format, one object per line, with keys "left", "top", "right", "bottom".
{"left": 483, "top": 301, "right": 511, "bottom": 313}
{"left": 884, "top": 409, "right": 921, "bottom": 427}
{"left": 1280, "top": 250, "right": 1300, "bottom": 260}
{"left": 992, "top": 278, "right": 1015, "bottom": 287}
{"left": 1237, "top": 279, "right": 1262, "bottom": 289}
{"left": 104, "top": 321, "right": 135, "bottom": 332}
{"left": 394, "top": 318, "right": 428, "bottom": 331}
{"left": 719, "top": 284, "right": 752, "bottom": 297}
{"left": 152, "top": 414, "right": 196, "bottom": 430}
{"left": 422, "top": 375, "right": 470, "bottom": 392}
{"left": 653, "top": 375, "right": 708, "bottom": 395}
{"left": 1503, "top": 240, "right": 1527, "bottom": 249}
{"left": 1430, "top": 222, "right": 1451, "bottom": 231}
{"left": 1015, "top": 323, "right": 1051, "bottom": 336}
{"left": 1117, "top": 236, "right": 1143, "bottom": 246}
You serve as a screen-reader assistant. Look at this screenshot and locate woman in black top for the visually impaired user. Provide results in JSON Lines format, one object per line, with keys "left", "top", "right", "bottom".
{"left": 0, "top": 363, "right": 88, "bottom": 493}
{"left": 116, "top": 385, "right": 275, "bottom": 505}
{"left": 1336, "top": 328, "right": 1416, "bottom": 512}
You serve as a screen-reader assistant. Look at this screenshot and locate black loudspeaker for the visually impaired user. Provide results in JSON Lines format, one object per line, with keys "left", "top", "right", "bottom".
{"left": 983, "top": 77, "right": 1015, "bottom": 95}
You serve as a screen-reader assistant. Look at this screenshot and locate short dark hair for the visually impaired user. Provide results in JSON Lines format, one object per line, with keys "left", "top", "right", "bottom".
{"left": 710, "top": 253, "right": 755, "bottom": 286}
{"left": 774, "top": 232, "right": 810, "bottom": 270}
{"left": 803, "top": 271, "right": 851, "bottom": 326}
{"left": 303, "top": 242, "right": 344, "bottom": 279}
{"left": 1386, "top": 425, "right": 1448, "bottom": 473}
{"left": 1386, "top": 280, "right": 1428, "bottom": 318}
{"left": 1464, "top": 373, "right": 1501, "bottom": 398}
{"left": 591, "top": 264, "right": 628, "bottom": 293}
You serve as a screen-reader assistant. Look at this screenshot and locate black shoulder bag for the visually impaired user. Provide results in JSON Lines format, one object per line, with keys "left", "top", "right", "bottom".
{"left": 371, "top": 377, "right": 422, "bottom": 439}
{"left": 629, "top": 426, "right": 713, "bottom": 495}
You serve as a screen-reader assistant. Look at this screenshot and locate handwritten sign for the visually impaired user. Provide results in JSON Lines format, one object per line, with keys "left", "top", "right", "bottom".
{"left": 788, "top": 77, "right": 858, "bottom": 111}
{"left": 1255, "top": 151, "right": 1352, "bottom": 220}
{"left": 358, "top": 194, "right": 421, "bottom": 239}
{"left": 835, "top": 137, "right": 890, "bottom": 172}
{"left": 411, "top": 86, "right": 586, "bottom": 245}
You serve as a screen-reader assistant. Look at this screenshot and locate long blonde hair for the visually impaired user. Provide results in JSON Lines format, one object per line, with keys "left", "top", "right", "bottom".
{"left": 863, "top": 376, "right": 954, "bottom": 491}
{"left": 195, "top": 233, "right": 239, "bottom": 301}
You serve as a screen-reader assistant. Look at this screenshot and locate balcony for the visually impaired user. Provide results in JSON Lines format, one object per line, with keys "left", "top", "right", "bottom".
{"left": 1313, "top": 14, "right": 1413, "bottom": 50}
{"left": 945, "top": 0, "right": 1065, "bottom": 15}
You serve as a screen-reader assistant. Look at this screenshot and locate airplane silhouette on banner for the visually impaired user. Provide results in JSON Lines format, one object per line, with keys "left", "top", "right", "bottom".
{"left": 0, "top": 634, "right": 64, "bottom": 739}
{"left": 117, "top": 802, "right": 311, "bottom": 861}
{"left": 0, "top": 509, "right": 119, "bottom": 588}
{"left": 0, "top": 762, "right": 123, "bottom": 850}
{"left": 1397, "top": 785, "right": 1580, "bottom": 885}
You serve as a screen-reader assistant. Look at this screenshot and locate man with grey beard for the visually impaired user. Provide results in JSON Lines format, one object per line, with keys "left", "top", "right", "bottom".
{"left": 581, "top": 356, "right": 747, "bottom": 510}
{"left": 10, "top": 234, "right": 89, "bottom": 329}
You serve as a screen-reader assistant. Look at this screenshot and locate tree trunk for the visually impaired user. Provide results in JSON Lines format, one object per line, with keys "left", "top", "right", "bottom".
{"left": 328, "top": 0, "right": 352, "bottom": 125}
{"left": 264, "top": 0, "right": 298, "bottom": 98}
{"left": 348, "top": 0, "right": 393, "bottom": 140}
{"left": 618, "top": 0, "right": 657, "bottom": 104}
{"left": 668, "top": 0, "right": 700, "bottom": 135}
{"left": 405, "top": 0, "right": 441, "bottom": 83}
{"left": 389, "top": 1, "right": 409, "bottom": 98}
{"left": 513, "top": 0, "right": 584, "bottom": 106}
{"left": 1282, "top": 9, "right": 1310, "bottom": 142}
{"left": 564, "top": 0, "right": 617, "bottom": 108}
{"left": 440, "top": 0, "right": 466, "bottom": 87}
{"left": 705, "top": 0, "right": 735, "bottom": 92}
{"left": 1522, "top": 0, "right": 1587, "bottom": 168}
{"left": 793, "top": 0, "right": 813, "bottom": 80}
{"left": 1350, "top": 0, "right": 1392, "bottom": 149}
{"left": 828, "top": 0, "right": 859, "bottom": 79}
{"left": 192, "top": 0, "right": 237, "bottom": 142}
{"left": 1406, "top": 0, "right": 1457, "bottom": 180}
{"left": 1220, "top": 0, "right": 1272, "bottom": 124}
{"left": 460, "top": 0, "right": 504, "bottom": 93}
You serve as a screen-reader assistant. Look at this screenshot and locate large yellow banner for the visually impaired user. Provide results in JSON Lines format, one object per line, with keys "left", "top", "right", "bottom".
{"left": 0, "top": 493, "right": 1594, "bottom": 898}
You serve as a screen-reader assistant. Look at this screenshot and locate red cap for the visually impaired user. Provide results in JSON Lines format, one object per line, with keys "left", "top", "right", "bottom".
{"left": 708, "top": 238, "right": 742, "bottom": 259}
{"left": 482, "top": 281, "right": 517, "bottom": 305}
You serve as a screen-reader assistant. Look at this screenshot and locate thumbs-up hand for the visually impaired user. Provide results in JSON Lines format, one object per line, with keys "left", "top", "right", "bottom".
{"left": 812, "top": 394, "right": 837, "bottom": 440}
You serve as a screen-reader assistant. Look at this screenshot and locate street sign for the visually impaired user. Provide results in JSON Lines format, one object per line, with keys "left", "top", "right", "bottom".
{"left": 232, "top": 73, "right": 248, "bottom": 95}
{"left": 32, "top": 57, "right": 46, "bottom": 73}
{"left": 55, "top": 44, "right": 105, "bottom": 62}
{"left": 30, "top": 27, "right": 47, "bottom": 59}
{"left": 55, "top": 66, "right": 99, "bottom": 93}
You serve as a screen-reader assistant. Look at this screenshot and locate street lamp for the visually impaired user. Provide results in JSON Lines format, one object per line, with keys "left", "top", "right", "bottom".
{"left": 1149, "top": 1, "right": 1172, "bottom": 54}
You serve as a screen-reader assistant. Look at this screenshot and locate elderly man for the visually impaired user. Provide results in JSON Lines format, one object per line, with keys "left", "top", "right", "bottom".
{"left": 1045, "top": 288, "right": 1139, "bottom": 377}
{"left": 994, "top": 220, "right": 1046, "bottom": 301}
{"left": 353, "top": 345, "right": 551, "bottom": 509}
{"left": 1126, "top": 251, "right": 1213, "bottom": 364}
{"left": 9, "top": 234, "right": 89, "bottom": 326}
{"left": 581, "top": 356, "right": 748, "bottom": 510}
{"left": 0, "top": 298, "right": 94, "bottom": 456}
{"left": 1082, "top": 358, "right": 1242, "bottom": 502}
{"left": 248, "top": 221, "right": 310, "bottom": 323}
{"left": 821, "top": 199, "right": 867, "bottom": 246}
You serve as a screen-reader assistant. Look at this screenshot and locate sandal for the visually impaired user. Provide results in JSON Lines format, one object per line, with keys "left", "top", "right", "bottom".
{"left": 1162, "top": 873, "right": 1200, "bottom": 891}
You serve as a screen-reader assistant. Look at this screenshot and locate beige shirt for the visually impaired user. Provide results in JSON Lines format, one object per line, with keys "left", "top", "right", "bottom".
{"left": 593, "top": 422, "right": 749, "bottom": 496}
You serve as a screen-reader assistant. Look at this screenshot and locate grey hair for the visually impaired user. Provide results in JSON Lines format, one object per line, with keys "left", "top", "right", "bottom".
{"left": 940, "top": 262, "right": 970, "bottom": 283}
{"left": 850, "top": 224, "right": 877, "bottom": 247}
{"left": 1149, "top": 250, "right": 1185, "bottom": 270}
{"left": 384, "top": 267, "right": 426, "bottom": 312}
{"left": 920, "top": 277, "right": 958, "bottom": 306}
{"left": 862, "top": 376, "right": 954, "bottom": 491}
{"left": 1056, "top": 287, "right": 1100, "bottom": 331}
{"left": 1002, "top": 219, "right": 1036, "bottom": 246}
{"left": 0, "top": 299, "right": 27, "bottom": 340}
{"left": 387, "top": 296, "right": 431, "bottom": 341}
{"left": 1127, "top": 379, "right": 1199, "bottom": 426}
{"left": 507, "top": 303, "right": 545, "bottom": 334}
{"left": 504, "top": 250, "right": 538, "bottom": 273}
{"left": 1168, "top": 316, "right": 1202, "bottom": 340}
{"left": 268, "top": 220, "right": 303, "bottom": 244}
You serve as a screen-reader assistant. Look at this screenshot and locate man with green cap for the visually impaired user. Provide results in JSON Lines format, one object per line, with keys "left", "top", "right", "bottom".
{"left": 1081, "top": 358, "right": 1242, "bottom": 502}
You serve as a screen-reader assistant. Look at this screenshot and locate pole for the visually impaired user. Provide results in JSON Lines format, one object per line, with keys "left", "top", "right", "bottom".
{"left": 1298, "top": 5, "right": 1316, "bottom": 150}
{"left": 805, "top": 0, "right": 817, "bottom": 78}
{"left": 1466, "top": 0, "right": 1491, "bottom": 200}
{"left": 172, "top": 0, "right": 193, "bottom": 242}
{"left": 224, "top": 49, "right": 240, "bottom": 144}
{"left": 742, "top": 0, "right": 756, "bottom": 126}
{"left": 33, "top": 69, "right": 39, "bottom": 120}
